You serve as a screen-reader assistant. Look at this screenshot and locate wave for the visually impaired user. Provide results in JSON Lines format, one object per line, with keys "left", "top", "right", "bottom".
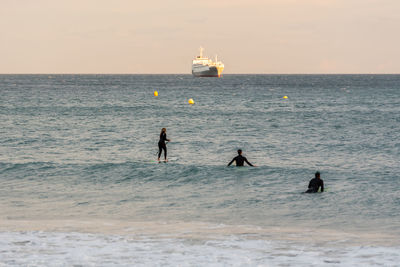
{"left": 0, "top": 161, "right": 57, "bottom": 175}
{"left": 0, "top": 220, "right": 399, "bottom": 266}
{"left": 0, "top": 160, "right": 282, "bottom": 180}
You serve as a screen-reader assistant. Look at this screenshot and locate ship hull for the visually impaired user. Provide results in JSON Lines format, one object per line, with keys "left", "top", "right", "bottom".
{"left": 192, "top": 66, "right": 223, "bottom": 77}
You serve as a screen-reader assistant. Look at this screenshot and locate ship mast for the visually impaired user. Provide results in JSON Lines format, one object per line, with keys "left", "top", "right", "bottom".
{"left": 199, "top": 47, "right": 204, "bottom": 58}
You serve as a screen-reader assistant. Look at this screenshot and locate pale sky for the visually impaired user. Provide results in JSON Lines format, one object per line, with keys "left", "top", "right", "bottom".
{"left": 1, "top": 0, "right": 399, "bottom": 74}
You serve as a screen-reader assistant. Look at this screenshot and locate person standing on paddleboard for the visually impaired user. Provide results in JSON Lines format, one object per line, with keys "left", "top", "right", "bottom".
{"left": 158, "top": 128, "right": 170, "bottom": 162}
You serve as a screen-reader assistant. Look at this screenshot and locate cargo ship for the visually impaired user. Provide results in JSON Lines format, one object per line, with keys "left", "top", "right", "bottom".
{"left": 192, "top": 47, "right": 224, "bottom": 77}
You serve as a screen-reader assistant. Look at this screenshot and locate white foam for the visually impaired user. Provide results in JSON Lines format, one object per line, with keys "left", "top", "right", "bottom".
{"left": 0, "top": 231, "right": 399, "bottom": 266}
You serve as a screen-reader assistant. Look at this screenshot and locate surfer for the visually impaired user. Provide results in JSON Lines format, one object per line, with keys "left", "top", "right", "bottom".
{"left": 227, "top": 149, "right": 256, "bottom": 167}
{"left": 305, "top": 171, "right": 324, "bottom": 193}
{"left": 158, "top": 128, "right": 170, "bottom": 162}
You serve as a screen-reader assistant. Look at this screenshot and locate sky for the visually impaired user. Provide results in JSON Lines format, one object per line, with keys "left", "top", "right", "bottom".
{"left": 0, "top": 0, "right": 399, "bottom": 74}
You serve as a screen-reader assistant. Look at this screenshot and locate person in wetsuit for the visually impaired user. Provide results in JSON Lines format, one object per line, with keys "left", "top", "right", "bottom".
{"left": 305, "top": 171, "right": 324, "bottom": 193}
{"left": 158, "top": 128, "right": 170, "bottom": 162}
{"left": 227, "top": 149, "right": 256, "bottom": 167}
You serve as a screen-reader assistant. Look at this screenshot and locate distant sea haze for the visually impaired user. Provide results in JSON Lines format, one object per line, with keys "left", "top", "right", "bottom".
{"left": 1, "top": 74, "right": 399, "bottom": 266}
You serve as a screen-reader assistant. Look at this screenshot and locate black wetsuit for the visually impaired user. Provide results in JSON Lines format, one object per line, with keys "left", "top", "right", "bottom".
{"left": 228, "top": 155, "right": 254, "bottom": 166}
{"left": 305, "top": 178, "right": 324, "bottom": 193}
{"left": 158, "top": 132, "right": 168, "bottom": 160}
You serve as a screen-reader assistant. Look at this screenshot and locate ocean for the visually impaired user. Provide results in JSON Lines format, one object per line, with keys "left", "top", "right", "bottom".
{"left": 1, "top": 74, "right": 399, "bottom": 266}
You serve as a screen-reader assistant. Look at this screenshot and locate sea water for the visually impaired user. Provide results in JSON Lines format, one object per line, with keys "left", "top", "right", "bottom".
{"left": 0, "top": 74, "right": 399, "bottom": 266}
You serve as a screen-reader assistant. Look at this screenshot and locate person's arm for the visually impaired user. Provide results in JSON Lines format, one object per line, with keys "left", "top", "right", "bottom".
{"left": 164, "top": 134, "right": 170, "bottom": 142}
{"left": 227, "top": 158, "right": 235, "bottom": 166}
{"left": 308, "top": 180, "right": 312, "bottom": 189}
{"left": 320, "top": 180, "right": 324, "bottom": 192}
{"left": 244, "top": 157, "right": 254, "bottom": 167}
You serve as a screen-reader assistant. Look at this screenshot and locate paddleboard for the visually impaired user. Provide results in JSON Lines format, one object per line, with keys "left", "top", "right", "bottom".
{"left": 156, "top": 157, "right": 179, "bottom": 163}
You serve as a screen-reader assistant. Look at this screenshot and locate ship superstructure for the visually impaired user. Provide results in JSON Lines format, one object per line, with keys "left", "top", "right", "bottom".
{"left": 192, "top": 47, "right": 224, "bottom": 77}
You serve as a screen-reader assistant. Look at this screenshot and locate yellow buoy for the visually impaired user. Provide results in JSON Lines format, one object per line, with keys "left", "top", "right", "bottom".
{"left": 188, "top": 98, "right": 194, "bottom": 105}
{"left": 283, "top": 96, "right": 288, "bottom": 99}
{"left": 154, "top": 91, "right": 158, "bottom": 97}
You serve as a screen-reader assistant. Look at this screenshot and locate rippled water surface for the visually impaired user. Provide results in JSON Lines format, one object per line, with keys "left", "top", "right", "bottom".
{"left": 1, "top": 74, "right": 399, "bottom": 265}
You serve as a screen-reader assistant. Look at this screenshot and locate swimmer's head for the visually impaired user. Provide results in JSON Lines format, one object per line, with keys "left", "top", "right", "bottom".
{"left": 237, "top": 149, "right": 242, "bottom": 155}
{"left": 315, "top": 171, "right": 320, "bottom": 178}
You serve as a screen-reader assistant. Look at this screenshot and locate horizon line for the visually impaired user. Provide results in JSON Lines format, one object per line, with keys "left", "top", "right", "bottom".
{"left": 1, "top": 73, "right": 400, "bottom": 75}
